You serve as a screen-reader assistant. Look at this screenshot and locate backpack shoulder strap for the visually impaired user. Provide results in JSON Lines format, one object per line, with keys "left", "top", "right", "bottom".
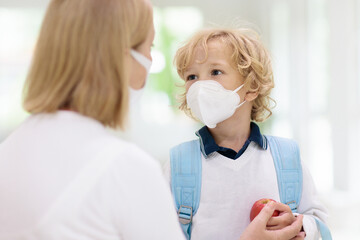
{"left": 316, "top": 218, "right": 333, "bottom": 240}
{"left": 266, "top": 135, "right": 332, "bottom": 240}
{"left": 170, "top": 139, "right": 202, "bottom": 240}
{"left": 266, "top": 135, "right": 303, "bottom": 212}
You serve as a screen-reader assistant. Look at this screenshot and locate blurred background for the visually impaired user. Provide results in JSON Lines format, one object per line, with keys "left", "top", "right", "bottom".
{"left": 0, "top": 0, "right": 359, "bottom": 238}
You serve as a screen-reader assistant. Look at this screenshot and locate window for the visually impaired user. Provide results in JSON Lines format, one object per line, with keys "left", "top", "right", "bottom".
{"left": 0, "top": 8, "right": 44, "bottom": 138}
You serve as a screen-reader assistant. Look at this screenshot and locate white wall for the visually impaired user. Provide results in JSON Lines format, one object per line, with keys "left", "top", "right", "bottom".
{"left": 0, "top": 0, "right": 49, "bottom": 8}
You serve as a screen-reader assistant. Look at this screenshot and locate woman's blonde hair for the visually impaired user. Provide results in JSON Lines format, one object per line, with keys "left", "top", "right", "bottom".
{"left": 23, "top": 0, "right": 152, "bottom": 129}
{"left": 174, "top": 28, "right": 275, "bottom": 122}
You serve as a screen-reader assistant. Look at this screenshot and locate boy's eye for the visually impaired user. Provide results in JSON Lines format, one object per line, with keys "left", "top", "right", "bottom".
{"left": 211, "top": 69, "right": 223, "bottom": 76}
{"left": 186, "top": 74, "right": 198, "bottom": 81}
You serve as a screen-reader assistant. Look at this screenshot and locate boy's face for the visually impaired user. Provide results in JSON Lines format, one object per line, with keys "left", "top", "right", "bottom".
{"left": 183, "top": 39, "right": 245, "bottom": 96}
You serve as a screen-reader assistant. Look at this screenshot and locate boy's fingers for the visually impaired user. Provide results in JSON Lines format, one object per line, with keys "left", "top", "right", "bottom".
{"left": 297, "top": 231, "right": 306, "bottom": 238}
{"left": 290, "top": 231, "right": 306, "bottom": 240}
{"left": 272, "top": 201, "right": 292, "bottom": 213}
{"left": 267, "top": 215, "right": 284, "bottom": 226}
{"left": 267, "top": 212, "right": 296, "bottom": 226}
{"left": 252, "top": 201, "right": 277, "bottom": 225}
{"left": 266, "top": 224, "right": 283, "bottom": 231}
{"left": 274, "top": 214, "right": 304, "bottom": 239}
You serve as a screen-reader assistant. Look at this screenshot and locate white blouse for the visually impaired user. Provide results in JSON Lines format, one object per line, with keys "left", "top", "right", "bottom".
{"left": 0, "top": 111, "right": 185, "bottom": 240}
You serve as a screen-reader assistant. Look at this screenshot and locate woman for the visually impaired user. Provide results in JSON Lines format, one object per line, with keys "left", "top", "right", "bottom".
{"left": 0, "top": 0, "right": 303, "bottom": 239}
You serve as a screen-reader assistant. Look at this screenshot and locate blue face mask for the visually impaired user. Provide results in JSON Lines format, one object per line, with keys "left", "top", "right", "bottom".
{"left": 129, "top": 49, "right": 152, "bottom": 105}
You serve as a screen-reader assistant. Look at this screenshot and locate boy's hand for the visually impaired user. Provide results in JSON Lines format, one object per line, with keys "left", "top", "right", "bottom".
{"left": 291, "top": 231, "right": 306, "bottom": 240}
{"left": 266, "top": 202, "right": 297, "bottom": 230}
{"left": 240, "top": 201, "right": 303, "bottom": 240}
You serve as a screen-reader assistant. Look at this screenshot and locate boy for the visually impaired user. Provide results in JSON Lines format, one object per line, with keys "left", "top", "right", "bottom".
{"left": 164, "top": 28, "right": 329, "bottom": 240}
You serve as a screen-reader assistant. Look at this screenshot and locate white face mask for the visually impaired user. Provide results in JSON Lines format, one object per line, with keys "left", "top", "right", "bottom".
{"left": 186, "top": 80, "right": 246, "bottom": 128}
{"left": 129, "top": 49, "right": 152, "bottom": 104}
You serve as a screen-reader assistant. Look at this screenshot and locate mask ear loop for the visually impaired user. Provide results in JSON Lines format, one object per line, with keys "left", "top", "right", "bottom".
{"left": 130, "top": 49, "right": 152, "bottom": 72}
{"left": 233, "top": 83, "right": 246, "bottom": 108}
{"left": 235, "top": 99, "right": 246, "bottom": 109}
{"left": 130, "top": 49, "right": 152, "bottom": 89}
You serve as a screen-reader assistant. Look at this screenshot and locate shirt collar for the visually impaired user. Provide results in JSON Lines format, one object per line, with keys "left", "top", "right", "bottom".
{"left": 195, "top": 122, "right": 267, "bottom": 158}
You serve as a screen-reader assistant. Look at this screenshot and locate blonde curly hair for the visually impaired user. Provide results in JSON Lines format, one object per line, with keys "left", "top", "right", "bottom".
{"left": 174, "top": 28, "right": 275, "bottom": 122}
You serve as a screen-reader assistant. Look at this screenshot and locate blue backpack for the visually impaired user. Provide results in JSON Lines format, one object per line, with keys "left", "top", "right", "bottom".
{"left": 170, "top": 135, "right": 332, "bottom": 240}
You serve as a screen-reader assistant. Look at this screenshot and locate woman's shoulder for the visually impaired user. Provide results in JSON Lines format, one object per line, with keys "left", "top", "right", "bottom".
{"left": 95, "top": 133, "right": 161, "bottom": 172}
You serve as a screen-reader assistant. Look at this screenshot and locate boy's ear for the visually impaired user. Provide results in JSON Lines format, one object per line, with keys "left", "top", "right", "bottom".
{"left": 244, "top": 90, "right": 259, "bottom": 102}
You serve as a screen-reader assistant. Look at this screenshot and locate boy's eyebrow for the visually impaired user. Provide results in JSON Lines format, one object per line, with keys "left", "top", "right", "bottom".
{"left": 184, "top": 68, "right": 194, "bottom": 74}
{"left": 183, "top": 61, "right": 228, "bottom": 74}
{"left": 209, "top": 61, "right": 227, "bottom": 67}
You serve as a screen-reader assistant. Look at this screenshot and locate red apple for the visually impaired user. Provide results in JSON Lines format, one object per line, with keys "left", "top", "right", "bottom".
{"left": 250, "top": 198, "right": 280, "bottom": 221}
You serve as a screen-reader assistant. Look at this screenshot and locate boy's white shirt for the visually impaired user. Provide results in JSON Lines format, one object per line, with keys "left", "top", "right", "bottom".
{"left": 164, "top": 141, "right": 327, "bottom": 240}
